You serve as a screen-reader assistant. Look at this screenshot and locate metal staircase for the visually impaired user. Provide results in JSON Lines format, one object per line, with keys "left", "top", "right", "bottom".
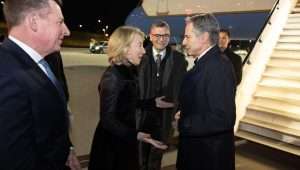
{"left": 236, "top": 0, "right": 300, "bottom": 156}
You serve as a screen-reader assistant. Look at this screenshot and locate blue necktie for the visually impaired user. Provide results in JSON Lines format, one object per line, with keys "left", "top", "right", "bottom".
{"left": 39, "top": 59, "right": 66, "bottom": 101}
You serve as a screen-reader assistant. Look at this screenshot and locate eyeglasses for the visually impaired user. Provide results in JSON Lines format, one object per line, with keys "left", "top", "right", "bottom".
{"left": 151, "top": 34, "right": 170, "bottom": 39}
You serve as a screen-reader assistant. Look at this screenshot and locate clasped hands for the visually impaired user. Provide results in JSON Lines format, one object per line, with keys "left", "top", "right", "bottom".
{"left": 137, "top": 132, "right": 168, "bottom": 150}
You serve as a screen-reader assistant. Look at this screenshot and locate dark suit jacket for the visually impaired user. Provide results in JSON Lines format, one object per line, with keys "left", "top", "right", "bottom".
{"left": 223, "top": 48, "right": 243, "bottom": 85}
{"left": 138, "top": 45, "right": 187, "bottom": 141}
{"left": 177, "top": 46, "right": 236, "bottom": 170}
{"left": 0, "top": 39, "right": 71, "bottom": 170}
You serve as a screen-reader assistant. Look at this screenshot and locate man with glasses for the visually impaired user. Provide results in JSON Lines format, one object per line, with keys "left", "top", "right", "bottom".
{"left": 137, "top": 20, "right": 187, "bottom": 170}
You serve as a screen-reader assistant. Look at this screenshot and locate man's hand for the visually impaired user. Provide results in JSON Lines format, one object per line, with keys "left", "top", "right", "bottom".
{"left": 174, "top": 111, "right": 181, "bottom": 120}
{"left": 65, "top": 148, "right": 81, "bottom": 170}
{"left": 155, "top": 96, "right": 175, "bottom": 108}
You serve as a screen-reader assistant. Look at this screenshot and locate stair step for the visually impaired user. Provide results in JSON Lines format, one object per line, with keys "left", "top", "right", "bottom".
{"left": 287, "top": 17, "right": 300, "bottom": 23}
{"left": 284, "top": 23, "right": 300, "bottom": 29}
{"left": 263, "top": 67, "right": 300, "bottom": 81}
{"left": 292, "top": 8, "right": 300, "bottom": 13}
{"left": 259, "top": 77, "right": 300, "bottom": 91}
{"left": 245, "top": 108, "right": 300, "bottom": 131}
{"left": 281, "top": 30, "right": 300, "bottom": 36}
{"left": 238, "top": 122, "right": 300, "bottom": 147}
{"left": 249, "top": 99, "right": 300, "bottom": 120}
{"left": 288, "top": 13, "right": 300, "bottom": 18}
{"left": 267, "top": 58, "right": 300, "bottom": 68}
{"left": 255, "top": 85, "right": 300, "bottom": 105}
{"left": 240, "top": 116, "right": 300, "bottom": 137}
{"left": 272, "top": 50, "right": 300, "bottom": 59}
{"left": 278, "top": 35, "right": 300, "bottom": 43}
{"left": 276, "top": 43, "right": 300, "bottom": 50}
{"left": 236, "top": 130, "right": 300, "bottom": 156}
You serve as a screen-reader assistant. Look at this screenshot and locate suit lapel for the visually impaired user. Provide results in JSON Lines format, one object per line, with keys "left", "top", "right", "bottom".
{"left": 1, "top": 39, "right": 66, "bottom": 104}
{"left": 162, "top": 47, "right": 173, "bottom": 89}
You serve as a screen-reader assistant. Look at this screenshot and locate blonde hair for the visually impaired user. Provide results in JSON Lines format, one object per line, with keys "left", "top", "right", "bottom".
{"left": 107, "top": 26, "right": 145, "bottom": 64}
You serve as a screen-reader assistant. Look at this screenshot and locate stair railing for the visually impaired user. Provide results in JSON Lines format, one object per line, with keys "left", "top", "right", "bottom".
{"left": 243, "top": 0, "right": 281, "bottom": 65}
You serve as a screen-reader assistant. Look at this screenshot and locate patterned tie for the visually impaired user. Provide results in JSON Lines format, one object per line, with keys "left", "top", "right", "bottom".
{"left": 39, "top": 59, "right": 66, "bottom": 101}
{"left": 156, "top": 54, "right": 162, "bottom": 77}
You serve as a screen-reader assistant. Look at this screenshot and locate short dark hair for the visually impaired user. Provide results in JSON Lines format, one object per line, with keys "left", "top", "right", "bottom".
{"left": 186, "top": 13, "right": 220, "bottom": 45}
{"left": 150, "top": 20, "right": 170, "bottom": 33}
{"left": 220, "top": 28, "right": 231, "bottom": 37}
{"left": 3, "top": 0, "right": 62, "bottom": 28}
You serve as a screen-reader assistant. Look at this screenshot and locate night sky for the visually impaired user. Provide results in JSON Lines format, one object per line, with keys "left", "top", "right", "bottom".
{"left": 62, "top": 0, "right": 140, "bottom": 33}
{"left": 0, "top": 0, "right": 140, "bottom": 33}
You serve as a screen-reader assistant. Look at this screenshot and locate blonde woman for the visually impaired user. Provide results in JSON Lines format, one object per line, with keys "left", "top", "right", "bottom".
{"left": 88, "top": 26, "right": 168, "bottom": 170}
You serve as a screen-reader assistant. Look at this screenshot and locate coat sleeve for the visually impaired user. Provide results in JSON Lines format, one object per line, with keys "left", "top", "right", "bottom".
{"left": 203, "top": 63, "right": 236, "bottom": 134}
{"left": 99, "top": 72, "right": 138, "bottom": 142}
{"left": 181, "top": 61, "right": 236, "bottom": 136}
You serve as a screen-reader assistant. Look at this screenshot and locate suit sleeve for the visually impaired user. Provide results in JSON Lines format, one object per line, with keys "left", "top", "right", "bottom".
{"left": 0, "top": 73, "right": 34, "bottom": 166}
{"left": 205, "top": 63, "right": 236, "bottom": 133}
{"left": 99, "top": 72, "right": 138, "bottom": 142}
{"left": 185, "top": 62, "right": 236, "bottom": 136}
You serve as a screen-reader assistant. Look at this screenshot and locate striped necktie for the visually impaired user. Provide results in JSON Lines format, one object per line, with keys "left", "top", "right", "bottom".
{"left": 156, "top": 54, "right": 162, "bottom": 77}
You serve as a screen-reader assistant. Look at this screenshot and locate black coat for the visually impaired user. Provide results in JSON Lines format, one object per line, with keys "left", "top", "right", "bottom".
{"left": 223, "top": 48, "right": 243, "bottom": 85}
{"left": 138, "top": 45, "right": 187, "bottom": 141}
{"left": 177, "top": 46, "right": 236, "bottom": 170}
{"left": 89, "top": 64, "right": 139, "bottom": 170}
{"left": 0, "top": 39, "right": 71, "bottom": 170}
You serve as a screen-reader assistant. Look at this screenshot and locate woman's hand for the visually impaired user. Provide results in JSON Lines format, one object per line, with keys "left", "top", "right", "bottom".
{"left": 155, "top": 96, "right": 175, "bottom": 108}
{"left": 137, "top": 132, "right": 168, "bottom": 150}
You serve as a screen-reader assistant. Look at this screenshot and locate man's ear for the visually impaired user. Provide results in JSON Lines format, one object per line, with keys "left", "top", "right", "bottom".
{"left": 26, "top": 13, "right": 38, "bottom": 32}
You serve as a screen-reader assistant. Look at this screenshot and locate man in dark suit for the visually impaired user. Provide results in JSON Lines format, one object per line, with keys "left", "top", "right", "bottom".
{"left": 0, "top": 0, "right": 80, "bottom": 169}
{"left": 176, "top": 14, "right": 236, "bottom": 170}
{"left": 219, "top": 28, "right": 243, "bottom": 85}
{"left": 138, "top": 20, "right": 187, "bottom": 170}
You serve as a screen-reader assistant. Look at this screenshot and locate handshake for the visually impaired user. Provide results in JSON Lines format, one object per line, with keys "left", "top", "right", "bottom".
{"left": 137, "top": 132, "right": 168, "bottom": 150}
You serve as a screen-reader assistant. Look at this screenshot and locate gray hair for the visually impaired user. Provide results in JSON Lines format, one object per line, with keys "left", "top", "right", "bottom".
{"left": 3, "top": 0, "right": 62, "bottom": 28}
{"left": 186, "top": 13, "right": 220, "bottom": 45}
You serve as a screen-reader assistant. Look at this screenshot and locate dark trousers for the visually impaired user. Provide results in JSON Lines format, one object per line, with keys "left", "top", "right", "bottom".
{"left": 139, "top": 142, "right": 163, "bottom": 170}
{"left": 176, "top": 131, "right": 235, "bottom": 170}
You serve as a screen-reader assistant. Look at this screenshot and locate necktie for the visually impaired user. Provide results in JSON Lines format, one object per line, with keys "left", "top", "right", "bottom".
{"left": 194, "top": 58, "right": 198, "bottom": 65}
{"left": 39, "top": 59, "right": 66, "bottom": 101}
{"left": 156, "top": 54, "right": 161, "bottom": 77}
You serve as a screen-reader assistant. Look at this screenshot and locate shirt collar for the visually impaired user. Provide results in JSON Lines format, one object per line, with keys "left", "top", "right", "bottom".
{"left": 152, "top": 47, "right": 166, "bottom": 61}
{"left": 9, "top": 35, "right": 43, "bottom": 64}
{"left": 195, "top": 45, "right": 214, "bottom": 62}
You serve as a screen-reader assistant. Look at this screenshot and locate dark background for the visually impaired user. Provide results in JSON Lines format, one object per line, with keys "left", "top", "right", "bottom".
{"left": 62, "top": 0, "right": 140, "bottom": 33}
{"left": 0, "top": 0, "right": 141, "bottom": 33}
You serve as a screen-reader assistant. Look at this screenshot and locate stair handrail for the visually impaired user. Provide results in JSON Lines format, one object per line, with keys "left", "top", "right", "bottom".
{"left": 242, "top": 0, "right": 281, "bottom": 65}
